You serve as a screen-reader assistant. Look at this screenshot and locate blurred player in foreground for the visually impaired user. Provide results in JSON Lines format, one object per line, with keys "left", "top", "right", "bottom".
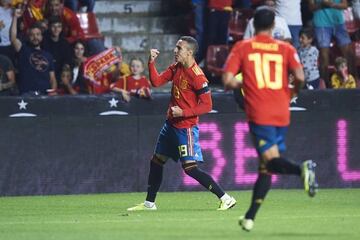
{"left": 222, "top": 6, "right": 318, "bottom": 231}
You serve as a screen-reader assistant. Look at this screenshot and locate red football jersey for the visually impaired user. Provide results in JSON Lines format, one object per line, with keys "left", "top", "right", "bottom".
{"left": 224, "top": 34, "right": 302, "bottom": 126}
{"left": 112, "top": 75, "right": 150, "bottom": 94}
{"left": 149, "top": 62, "right": 212, "bottom": 129}
{"left": 208, "top": 0, "right": 233, "bottom": 10}
{"left": 62, "top": 7, "right": 86, "bottom": 43}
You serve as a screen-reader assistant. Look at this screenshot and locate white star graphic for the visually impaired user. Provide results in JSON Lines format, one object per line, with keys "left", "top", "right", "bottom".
{"left": 18, "top": 100, "right": 28, "bottom": 110}
{"left": 290, "top": 97, "right": 298, "bottom": 104}
{"left": 108, "top": 98, "right": 119, "bottom": 108}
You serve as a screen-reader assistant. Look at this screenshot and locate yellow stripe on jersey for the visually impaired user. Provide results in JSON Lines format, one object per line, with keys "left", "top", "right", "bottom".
{"left": 192, "top": 65, "right": 204, "bottom": 76}
{"left": 251, "top": 42, "right": 279, "bottom": 51}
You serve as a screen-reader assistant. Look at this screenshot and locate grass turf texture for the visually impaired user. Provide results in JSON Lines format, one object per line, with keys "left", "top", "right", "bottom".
{"left": 0, "top": 189, "right": 359, "bottom": 240}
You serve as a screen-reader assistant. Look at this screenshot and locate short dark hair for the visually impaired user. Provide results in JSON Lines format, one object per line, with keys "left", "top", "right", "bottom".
{"left": 48, "top": 16, "right": 63, "bottom": 27}
{"left": 28, "top": 22, "right": 43, "bottom": 33}
{"left": 179, "top": 36, "right": 198, "bottom": 57}
{"left": 299, "top": 27, "right": 314, "bottom": 39}
{"left": 253, "top": 6, "right": 275, "bottom": 32}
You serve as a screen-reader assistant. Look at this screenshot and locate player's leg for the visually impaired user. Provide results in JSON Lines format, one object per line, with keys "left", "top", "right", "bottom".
{"left": 240, "top": 124, "right": 283, "bottom": 230}
{"left": 127, "top": 154, "right": 168, "bottom": 211}
{"left": 182, "top": 161, "right": 236, "bottom": 210}
{"left": 240, "top": 146, "right": 275, "bottom": 231}
{"left": 240, "top": 124, "right": 318, "bottom": 230}
{"left": 145, "top": 154, "right": 167, "bottom": 206}
{"left": 264, "top": 126, "right": 318, "bottom": 196}
{"left": 127, "top": 122, "right": 173, "bottom": 211}
{"left": 179, "top": 126, "right": 236, "bottom": 210}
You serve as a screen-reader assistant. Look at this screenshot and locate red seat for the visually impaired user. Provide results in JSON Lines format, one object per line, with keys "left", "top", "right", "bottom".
{"left": 228, "top": 9, "right": 254, "bottom": 41}
{"left": 206, "top": 45, "right": 230, "bottom": 76}
{"left": 76, "top": 12, "right": 103, "bottom": 40}
{"left": 344, "top": 7, "right": 360, "bottom": 34}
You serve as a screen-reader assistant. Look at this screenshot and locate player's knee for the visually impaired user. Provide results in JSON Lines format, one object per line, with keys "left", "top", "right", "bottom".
{"left": 182, "top": 162, "right": 198, "bottom": 175}
{"left": 258, "top": 158, "right": 270, "bottom": 174}
{"left": 151, "top": 155, "right": 166, "bottom": 166}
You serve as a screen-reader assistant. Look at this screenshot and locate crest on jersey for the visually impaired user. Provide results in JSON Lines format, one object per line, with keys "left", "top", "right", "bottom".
{"left": 180, "top": 77, "right": 188, "bottom": 90}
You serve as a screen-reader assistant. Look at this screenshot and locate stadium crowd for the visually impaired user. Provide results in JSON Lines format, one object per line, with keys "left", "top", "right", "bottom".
{"left": 0, "top": 0, "right": 152, "bottom": 100}
{"left": 0, "top": 0, "right": 359, "bottom": 98}
{"left": 192, "top": 0, "right": 360, "bottom": 89}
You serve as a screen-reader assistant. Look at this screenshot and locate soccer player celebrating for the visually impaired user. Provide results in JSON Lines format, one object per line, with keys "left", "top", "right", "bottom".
{"left": 127, "top": 36, "right": 236, "bottom": 211}
{"left": 222, "top": 7, "right": 318, "bottom": 231}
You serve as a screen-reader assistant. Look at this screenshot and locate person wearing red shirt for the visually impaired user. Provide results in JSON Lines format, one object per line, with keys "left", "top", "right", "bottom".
{"left": 46, "top": 0, "right": 85, "bottom": 43}
{"left": 223, "top": 7, "right": 318, "bottom": 231}
{"left": 111, "top": 58, "right": 151, "bottom": 102}
{"left": 127, "top": 36, "right": 236, "bottom": 211}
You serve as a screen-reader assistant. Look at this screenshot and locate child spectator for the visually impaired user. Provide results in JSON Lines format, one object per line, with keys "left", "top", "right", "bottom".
{"left": 331, "top": 57, "right": 357, "bottom": 89}
{"left": 298, "top": 27, "right": 320, "bottom": 89}
{"left": 60, "top": 65, "right": 76, "bottom": 94}
{"left": 110, "top": 57, "right": 151, "bottom": 102}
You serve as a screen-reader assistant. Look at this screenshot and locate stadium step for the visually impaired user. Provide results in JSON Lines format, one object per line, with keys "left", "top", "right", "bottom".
{"left": 94, "top": 0, "right": 186, "bottom": 90}
{"left": 94, "top": 0, "right": 163, "bottom": 16}
{"left": 97, "top": 16, "right": 184, "bottom": 35}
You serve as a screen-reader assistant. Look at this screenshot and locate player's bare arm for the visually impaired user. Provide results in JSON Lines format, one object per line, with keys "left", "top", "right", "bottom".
{"left": 10, "top": 8, "right": 23, "bottom": 52}
{"left": 222, "top": 72, "right": 241, "bottom": 90}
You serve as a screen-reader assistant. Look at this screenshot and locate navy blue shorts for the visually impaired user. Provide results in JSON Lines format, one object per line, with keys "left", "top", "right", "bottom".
{"left": 249, "top": 122, "right": 288, "bottom": 154}
{"left": 155, "top": 121, "right": 203, "bottom": 162}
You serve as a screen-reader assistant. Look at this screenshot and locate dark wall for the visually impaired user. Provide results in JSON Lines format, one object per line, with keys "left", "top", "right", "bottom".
{"left": 0, "top": 90, "right": 359, "bottom": 196}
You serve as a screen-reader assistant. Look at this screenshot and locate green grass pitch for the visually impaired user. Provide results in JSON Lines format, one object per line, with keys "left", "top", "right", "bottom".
{"left": 0, "top": 189, "right": 359, "bottom": 240}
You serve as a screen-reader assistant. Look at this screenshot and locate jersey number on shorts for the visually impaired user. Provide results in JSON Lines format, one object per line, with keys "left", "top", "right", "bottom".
{"left": 178, "top": 145, "right": 188, "bottom": 157}
{"left": 248, "top": 53, "right": 283, "bottom": 90}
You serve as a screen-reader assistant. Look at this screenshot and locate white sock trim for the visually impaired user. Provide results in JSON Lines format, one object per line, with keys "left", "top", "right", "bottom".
{"left": 144, "top": 201, "right": 155, "bottom": 208}
{"left": 220, "top": 193, "right": 231, "bottom": 201}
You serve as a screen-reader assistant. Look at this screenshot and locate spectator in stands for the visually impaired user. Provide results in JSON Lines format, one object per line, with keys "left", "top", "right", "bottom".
{"left": 352, "top": 0, "right": 360, "bottom": 20}
{"left": 207, "top": 0, "right": 233, "bottom": 45}
{"left": 46, "top": 0, "right": 105, "bottom": 55}
{"left": 10, "top": 9, "right": 57, "bottom": 95}
{"left": 0, "top": 54, "right": 16, "bottom": 95}
{"left": 308, "top": 0, "right": 356, "bottom": 87}
{"left": 0, "top": 0, "right": 16, "bottom": 62}
{"left": 60, "top": 64, "right": 87, "bottom": 94}
{"left": 66, "top": 40, "right": 88, "bottom": 94}
{"left": 298, "top": 27, "right": 321, "bottom": 89}
{"left": 42, "top": 16, "right": 72, "bottom": 84}
{"left": 275, "top": 0, "right": 303, "bottom": 48}
{"left": 234, "top": 0, "right": 252, "bottom": 8}
{"left": 243, "top": 0, "right": 292, "bottom": 42}
{"left": 110, "top": 57, "right": 151, "bottom": 102}
{"left": 192, "top": 0, "right": 206, "bottom": 62}
{"left": 331, "top": 56, "right": 357, "bottom": 88}
{"left": 14, "top": 0, "right": 47, "bottom": 33}
{"left": 46, "top": 0, "right": 85, "bottom": 44}
{"left": 64, "top": 0, "right": 95, "bottom": 12}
